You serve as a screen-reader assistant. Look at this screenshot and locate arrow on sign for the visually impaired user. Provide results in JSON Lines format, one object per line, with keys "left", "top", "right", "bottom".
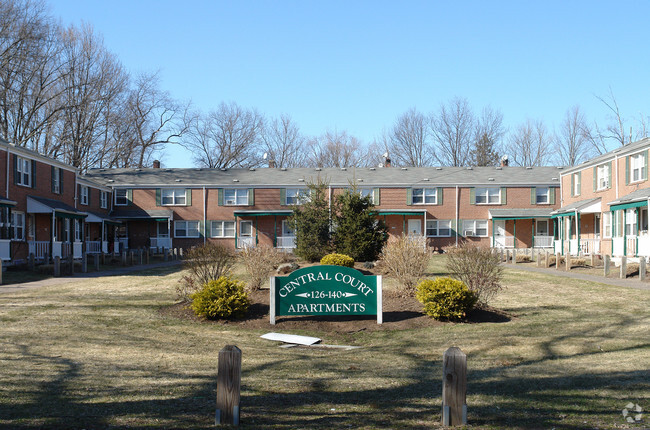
{"left": 343, "top": 293, "right": 357, "bottom": 297}
{"left": 295, "top": 293, "right": 310, "bottom": 298}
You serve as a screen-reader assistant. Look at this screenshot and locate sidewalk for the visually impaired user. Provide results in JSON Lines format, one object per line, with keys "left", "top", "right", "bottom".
{"left": 503, "top": 263, "right": 650, "bottom": 291}
{"left": 0, "top": 260, "right": 183, "bottom": 294}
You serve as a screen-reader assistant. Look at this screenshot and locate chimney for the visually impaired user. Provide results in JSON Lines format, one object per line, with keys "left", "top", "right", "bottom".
{"left": 500, "top": 155, "right": 509, "bottom": 167}
{"left": 268, "top": 160, "right": 276, "bottom": 168}
{"left": 384, "top": 157, "right": 391, "bottom": 168}
{"left": 153, "top": 160, "right": 161, "bottom": 169}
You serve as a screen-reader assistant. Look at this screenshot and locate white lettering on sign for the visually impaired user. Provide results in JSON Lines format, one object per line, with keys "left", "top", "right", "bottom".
{"left": 334, "top": 272, "right": 373, "bottom": 296}
{"left": 287, "top": 303, "right": 367, "bottom": 313}
{"left": 278, "top": 270, "right": 374, "bottom": 297}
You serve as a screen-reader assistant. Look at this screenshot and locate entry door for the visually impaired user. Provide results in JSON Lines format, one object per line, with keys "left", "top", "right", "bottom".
{"left": 407, "top": 219, "right": 422, "bottom": 236}
{"left": 157, "top": 221, "right": 169, "bottom": 238}
{"left": 494, "top": 220, "right": 506, "bottom": 247}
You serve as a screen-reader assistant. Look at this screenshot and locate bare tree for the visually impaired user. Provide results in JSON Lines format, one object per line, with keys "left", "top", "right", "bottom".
{"left": 387, "top": 107, "right": 433, "bottom": 166}
{"left": 506, "top": 119, "right": 552, "bottom": 166}
{"left": 261, "top": 114, "right": 307, "bottom": 167}
{"left": 184, "top": 102, "right": 263, "bottom": 169}
{"left": 307, "top": 130, "right": 366, "bottom": 168}
{"left": 431, "top": 97, "right": 475, "bottom": 166}
{"left": 554, "top": 105, "right": 591, "bottom": 166}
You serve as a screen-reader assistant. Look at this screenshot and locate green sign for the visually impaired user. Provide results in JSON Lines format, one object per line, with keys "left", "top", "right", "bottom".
{"left": 270, "top": 265, "right": 382, "bottom": 324}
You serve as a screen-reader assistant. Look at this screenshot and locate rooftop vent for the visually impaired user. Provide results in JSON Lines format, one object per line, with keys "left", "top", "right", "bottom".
{"left": 249, "top": 167, "right": 256, "bottom": 171}
{"left": 315, "top": 168, "right": 322, "bottom": 171}
{"left": 99, "top": 168, "right": 106, "bottom": 172}
{"left": 281, "top": 167, "right": 287, "bottom": 171}
{"left": 195, "top": 168, "right": 202, "bottom": 171}
{"left": 526, "top": 166, "right": 533, "bottom": 170}
{"left": 467, "top": 167, "right": 473, "bottom": 170}
{"left": 233, "top": 179, "right": 239, "bottom": 182}
{"left": 164, "top": 168, "right": 172, "bottom": 172}
{"left": 556, "top": 166, "right": 563, "bottom": 169}
{"left": 552, "top": 177, "right": 559, "bottom": 181}
{"left": 495, "top": 167, "right": 502, "bottom": 170}
{"left": 298, "top": 178, "right": 305, "bottom": 182}
{"left": 488, "top": 177, "right": 495, "bottom": 181}
{"left": 341, "top": 167, "right": 347, "bottom": 171}
{"left": 358, "top": 179, "right": 364, "bottom": 182}
{"left": 175, "top": 179, "right": 181, "bottom": 182}
{"left": 423, "top": 178, "right": 429, "bottom": 181}
{"left": 108, "top": 179, "right": 114, "bottom": 183}
{"left": 369, "top": 167, "right": 375, "bottom": 171}
{"left": 401, "top": 167, "right": 408, "bottom": 171}
{"left": 135, "top": 168, "right": 141, "bottom": 172}
{"left": 220, "top": 168, "right": 227, "bottom": 171}
{"left": 436, "top": 167, "right": 443, "bottom": 170}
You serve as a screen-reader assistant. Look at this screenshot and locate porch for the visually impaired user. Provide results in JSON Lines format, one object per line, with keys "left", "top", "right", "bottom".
{"left": 233, "top": 210, "right": 295, "bottom": 249}
{"left": 0, "top": 196, "right": 17, "bottom": 261}
{"left": 551, "top": 197, "right": 602, "bottom": 256}
{"left": 489, "top": 209, "right": 554, "bottom": 250}
{"left": 111, "top": 208, "right": 173, "bottom": 252}
{"left": 608, "top": 187, "right": 650, "bottom": 258}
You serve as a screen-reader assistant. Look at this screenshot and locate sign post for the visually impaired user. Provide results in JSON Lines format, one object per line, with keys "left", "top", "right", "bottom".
{"left": 270, "top": 265, "right": 382, "bottom": 324}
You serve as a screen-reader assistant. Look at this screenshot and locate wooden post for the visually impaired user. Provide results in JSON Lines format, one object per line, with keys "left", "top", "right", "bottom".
{"left": 216, "top": 345, "right": 242, "bottom": 426}
{"left": 565, "top": 253, "right": 571, "bottom": 271}
{"left": 54, "top": 256, "right": 60, "bottom": 277}
{"left": 604, "top": 254, "right": 610, "bottom": 276}
{"left": 173, "top": 248, "right": 178, "bottom": 260}
{"left": 442, "top": 347, "right": 467, "bottom": 426}
{"left": 44, "top": 252, "right": 49, "bottom": 265}
{"left": 101, "top": 252, "right": 106, "bottom": 266}
{"left": 590, "top": 253, "right": 596, "bottom": 267}
{"left": 536, "top": 250, "right": 541, "bottom": 267}
{"left": 82, "top": 252, "right": 87, "bottom": 273}
{"left": 620, "top": 256, "right": 627, "bottom": 279}
{"left": 505, "top": 250, "right": 510, "bottom": 264}
{"left": 28, "top": 253, "right": 35, "bottom": 271}
{"left": 138, "top": 249, "right": 143, "bottom": 265}
{"left": 163, "top": 247, "right": 168, "bottom": 262}
{"left": 145, "top": 248, "right": 150, "bottom": 264}
{"left": 555, "top": 252, "right": 561, "bottom": 270}
{"left": 179, "top": 248, "right": 183, "bottom": 259}
{"left": 68, "top": 253, "right": 74, "bottom": 275}
{"left": 639, "top": 258, "right": 646, "bottom": 281}
{"left": 512, "top": 249, "right": 517, "bottom": 264}
{"left": 94, "top": 254, "right": 100, "bottom": 271}
{"left": 122, "top": 251, "right": 127, "bottom": 266}
{"left": 130, "top": 251, "right": 135, "bottom": 265}
{"left": 0, "top": 259, "right": 3, "bottom": 284}
{"left": 545, "top": 250, "right": 550, "bottom": 268}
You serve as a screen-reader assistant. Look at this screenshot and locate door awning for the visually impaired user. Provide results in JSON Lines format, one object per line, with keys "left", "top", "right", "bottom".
{"left": 489, "top": 208, "right": 553, "bottom": 220}
{"left": 376, "top": 209, "right": 427, "bottom": 216}
{"left": 608, "top": 187, "right": 650, "bottom": 211}
{"left": 111, "top": 209, "right": 173, "bottom": 221}
{"left": 551, "top": 198, "right": 601, "bottom": 217}
{"left": 233, "top": 210, "right": 293, "bottom": 217}
{"left": 27, "top": 196, "right": 88, "bottom": 219}
{"left": 0, "top": 196, "right": 16, "bottom": 208}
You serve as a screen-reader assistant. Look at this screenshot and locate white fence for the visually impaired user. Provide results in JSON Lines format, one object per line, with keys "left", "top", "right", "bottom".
{"left": 238, "top": 237, "right": 255, "bottom": 248}
{"left": 276, "top": 236, "right": 296, "bottom": 249}
{"left": 0, "top": 239, "right": 10, "bottom": 261}
{"left": 579, "top": 238, "right": 601, "bottom": 255}
{"left": 150, "top": 237, "right": 172, "bottom": 250}
{"left": 533, "top": 235, "right": 554, "bottom": 248}
{"left": 86, "top": 241, "right": 102, "bottom": 254}
{"left": 28, "top": 241, "right": 49, "bottom": 260}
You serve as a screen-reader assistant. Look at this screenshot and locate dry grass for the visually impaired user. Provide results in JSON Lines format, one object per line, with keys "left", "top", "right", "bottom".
{"left": 0, "top": 259, "right": 648, "bottom": 429}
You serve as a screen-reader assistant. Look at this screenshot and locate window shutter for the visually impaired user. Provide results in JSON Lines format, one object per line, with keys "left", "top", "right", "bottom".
{"left": 218, "top": 189, "right": 224, "bottom": 206}
{"left": 500, "top": 187, "right": 507, "bottom": 205}
{"left": 437, "top": 187, "right": 442, "bottom": 205}
{"left": 12, "top": 154, "right": 17, "bottom": 185}
{"left": 373, "top": 188, "right": 380, "bottom": 206}
{"left": 51, "top": 166, "right": 55, "bottom": 193}
{"left": 570, "top": 174, "right": 574, "bottom": 197}
{"left": 87, "top": 187, "right": 91, "bottom": 206}
{"left": 406, "top": 188, "right": 412, "bottom": 206}
{"left": 126, "top": 189, "right": 133, "bottom": 205}
{"left": 77, "top": 184, "right": 81, "bottom": 202}
{"left": 199, "top": 220, "right": 204, "bottom": 238}
{"left": 31, "top": 160, "right": 36, "bottom": 188}
{"left": 577, "top": 172, "right": 581, "bottom": 194}
{"left": 625, "top": 156, "right": 630, "bottom": 185}
{"left": 550, "top": 188, "right": 556, "bottom": 205}
{"left": 450, "top": 219, "right": 456, "bottom": 237}
{"left": 470, "top": 188, "right": 476, "bottom": 205}
{"left": 607, "top": 161, "right": 612, "bottom": 189}
{"left": 59, "top": 169, "right": 64, "bottom": 194}
{"left": 155, "top": 189, "right": 161, "bottom": 206}
{"left": 185, "top": 189, "right": 192, "bottom": 206}
{"left": 530, "top": 187, "right": 536, "bottom": 205}
{"left": 593, "top": 166, "right": 597, "bottom": 192}
{"left": 248, "top": 188, "right": 254, "bottom": 206}
{"left": 280, "top": 188, "right": 286, "bottom": 205}
{"left": 645, "top": 150, "right": 648, "bottom": 180}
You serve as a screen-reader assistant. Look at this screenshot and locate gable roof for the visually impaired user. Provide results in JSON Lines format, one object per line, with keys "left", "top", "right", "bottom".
{"left": 561, "top": 137, "right": 650, "bottom": 175}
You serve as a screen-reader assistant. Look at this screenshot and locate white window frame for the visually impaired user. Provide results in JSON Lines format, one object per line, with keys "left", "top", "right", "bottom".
{"left": 281, "top": 219, "right": 295, "bottom": 237}
{"left": 630, "top": 153, "right": 646, "bottom": 183}
{"left": 536, "top": 219, "right": 549, "bottom": 236}
{"left": 161, "top": 188, "right": 186, "bottom": 206}
{"left": 11, "top": 211, "right": 25, "bottom": 241}
{"left": 625, "top": 209, "right": 637, "bottom": 236}
{"left": 573, "top": 173, "right": 581, "bottom": 196}
{"left": 475, "top": 187, "right": 500, "bottom": 205}
{"left": 597, "top": 164, "right": 609, "bottom": 190}
{"left": 174, "top": 220, "right": 200, "bottom": 238}
{"left": 285, "top": 188, "right": 309, "bottom": 205}
{"left": 535, "top": 187, "right": 550, "bottom": 204}
{"left": 53, "top": 168, "right": 60, "bottom": 194}
{"left": 74, "top": 219, "right": 81, "bottom": 242}
{"left": 426, "top": 219, "right": 451, "bottom": 237}
{"left": 240, "top": 220, "right": 253, "bottom": 237}
{"left": 224, "top": 189, "right": 249, "bottom": 206}
{"left": 412, "top": 188, "right": 437, "bottom": 205}
{"left": 357, "top": 188, "right": 376, "bottom": 204}
{"left": 210, "top": 221, "right": 235, "bottom": 238}
{"left": 115, "top": 189, "right": 129, "bottom": 206}
{"left": 16, "top": 156, "right": 31, "bottom": 187}
{"left": 80, "top": 185, "right": 89, "bottom": 205}
{"left": 463, "top": 219, "right": 488, "bottom": 237}
{"left": 100, "top": 191, "right": 108, "bottom": 209}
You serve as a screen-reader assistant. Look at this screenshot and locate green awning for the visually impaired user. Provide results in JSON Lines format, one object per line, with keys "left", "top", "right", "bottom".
{"left": 609, "top": 200, "right": 648, "bottom": 211}
{"left": 103, "top": 220, "right": 122, "bottom": 226}
{"left": 376, "top": 211, "right": 426, "bottom": 216}
{"left": 55, "top": 210, "right": 87, "bottom": 220}
{"left": 491, "top": 216, "right": 550, "bottom": 220}
{"left": 551, "top": 213, "right": 574, "bottom": 218}
{"left": 233, "top": 211, "right": 293, "bottom": 217}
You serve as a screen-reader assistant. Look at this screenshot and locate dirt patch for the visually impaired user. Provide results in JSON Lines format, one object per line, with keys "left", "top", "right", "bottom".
{"left": 160, "top": 288, "right": 511, "bottom": 333}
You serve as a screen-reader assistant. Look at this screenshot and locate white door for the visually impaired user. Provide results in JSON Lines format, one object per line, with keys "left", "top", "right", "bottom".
{"left": 493, "top": 220, "right": 506, "bottom": 247}
{"left": 407, "top": 219, "right": 422, "bottom": 236}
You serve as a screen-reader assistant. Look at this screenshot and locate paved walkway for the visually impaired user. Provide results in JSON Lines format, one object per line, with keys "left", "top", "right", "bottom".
{"left": 503, "top": 263, "right": 650, "bottom": 291}
{"left": 0, "top": 260, "right": 183, "bottom": 294}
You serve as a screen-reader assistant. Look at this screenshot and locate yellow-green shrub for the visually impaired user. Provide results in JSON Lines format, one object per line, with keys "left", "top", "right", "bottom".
{"left": 320, "top": 253, "right": 354, "bottom": 267}
{"left": 190, "top": 277, "right": 250, "bottom": 320}
{"left": 416, "top": 277, "right": 477, "bottom": 321}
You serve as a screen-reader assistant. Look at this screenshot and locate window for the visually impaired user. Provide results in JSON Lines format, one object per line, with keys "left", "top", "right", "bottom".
{"left": 115, "top": 189, "right": 129, "bottom": 205}
{"left": 174, "top": 220, "right": 200, "bottom": 238}
{"left": 80, "top": 185, "right": 89, "bottom": 205}
{"left": 285, "top": 188, "right": 309, "bottom": 205}
{"left": 597, "top": 164, "right": 610, "bottom": 190}
{"left": 475, "top": 188, "right": 500, "bottom": 204}
{"left": 52, "top": 168, "right": 61, "bottom": 194}
{"left": 282, "top": 220, "right": 295, "bottom": 236}
{"left": 74, "top": 220, "right": 81, "bottom": 242}
{"left": 462, "top": 220, "right": 488, "bottom": 237}
{"left": 224, "top": 189, "right": 249, "bottom": 205}
{"left": 210, "top": 221, "right": 235, "bottom": 238}
{"left": 240, "top": 220, "right": 253, "bottom": 237}
{"left": 630, "top": 153, "right": 646, "bottom": 183}
{"left": 412, "top": 188, "right": 437, "bottom": 205}
{"left": 16, "top": 156, "right": 31, "bottom": 187}
{"left": 358, "top": 188, "right": 376, "bottom": 204}
{"left": 161, "top": 188, "right": 186, "bottom": 206}
{"left": 535, "top": 187, "right": 550, "bottom": 204}
{"left": 640, "top": 208, "right": 649, "bottom": 233}
{"left": 572, "top": 173, "right": 581, "bottom": 196}
{"left": 11, "top": 211, "right": 24, "bottom": 240}
{"left": 625, "top": 209, "right": 637, "bottom": 236}
{"left": 536, "top": 220, "right": 549, "bottom": 236}
{"left": 426, "top": 220, "right": 451, "bottom": 237}
{"left": 28, "top": 214, "right": 35, "bottom": 238}
{"left": 100, "top": 191, "right": 108, "bottom": 209}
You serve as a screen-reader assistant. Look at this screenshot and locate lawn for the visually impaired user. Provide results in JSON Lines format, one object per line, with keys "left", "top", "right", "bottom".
{"left": 0, "top": 256, "right": 648, "bottom": 429}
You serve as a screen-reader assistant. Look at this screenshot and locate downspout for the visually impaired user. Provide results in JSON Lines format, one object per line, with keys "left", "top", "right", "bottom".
{"left": 5, "top": 148, "right": 9, "bottom": 199}
{"left": 455, "top": 186, "right": 459, "bottom": 247}
{"left": 203, "top": 187, "right": 206, "bottom": 245}
{"left": 615, "top": 153, "right": 620, "bottom": 199}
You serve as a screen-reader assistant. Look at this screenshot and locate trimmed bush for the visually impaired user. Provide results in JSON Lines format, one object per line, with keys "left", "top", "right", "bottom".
{"left": 416, "top": 277, "right": 477, "bottom": 321}
{"left": 320, "top": 253, "right": 354, "bottom": 267}
{"left": 190, "top": 277, "right": 250, "bottom": 320}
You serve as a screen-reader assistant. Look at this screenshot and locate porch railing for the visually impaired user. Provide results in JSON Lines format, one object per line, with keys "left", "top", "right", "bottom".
{"left": 52, "top": 241, "right": 62, "bottom": 258}
{"left": 276, "top": 236, "right": 296, "bottom": 249}
{"left": 238, "top": 237, "right": 255, "bottom": 248}
{"left": 28, "top": 241, "right": 49, "bottom": 260}
{"left": 638, "top": 235, "right": 650, "bottom": 256}
{"left": 86, "top": 241, "right": 102, "bottom": 254}
{"left": 73, "top": 242, "right": 82, "bottom": 259}
{"left": 569, "top": 239, "right": 578, "bottom": 255}
{"left": 533, "top": 235, "right": 554, "bottom": 248}
{"left": 0, "top": 239, "right": 10, "bottom": 261}
{"left": 150, "top": 237, "right": 172, "bottom": 250}
{"left": 579, "top": 238, "right": 601, "bottom": 255}
{"left": 613, "top": 237, "right": 624, "bottom": 256}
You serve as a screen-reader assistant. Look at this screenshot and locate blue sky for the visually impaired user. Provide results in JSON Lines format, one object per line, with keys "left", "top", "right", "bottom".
{"left": 49, "top": 0, "right": 650, "bottom": 167}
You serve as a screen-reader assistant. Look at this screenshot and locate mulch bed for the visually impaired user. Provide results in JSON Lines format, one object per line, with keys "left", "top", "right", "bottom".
{"left": 160, "top": 288, "right": 511, "bottom": 333}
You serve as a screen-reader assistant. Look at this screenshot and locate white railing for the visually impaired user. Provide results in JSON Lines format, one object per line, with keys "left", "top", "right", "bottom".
{"left": 554, "top": 240, "right": 562, "bottom": 253}
{"left": 73, "top": 242, "right": 82, "bottom": 259}
{"left": 52, "top": 241, "right": 62, "bottom": 258}
{"left": 503, "top": 236, "right": 515, "bottom": 248}
{"left": 579, "top": 238, "right": 601, "bottom": 255}
{"left": 86, "top": 241, "right": 102, "bottom": 254}
{"left": 113, "top": 241, "right": 119, "bottom": 255}
{"left": 277, "top": 236, "right": 296, "bottom": 249}
{"left": 150, "top": 237, "right": 172, "bottom": 250}
{"left": 638, "top": 235, "right": 650, "bottom": 257}
{"left": 569, "top": 239, "right": 578, "bottom": 255}
{"left": 533, "top": 235, "right": 554, "bottom": 248}
{"left": 238, "top": 237, "right": 255, "bottom": 248}
{"left": 0, "top": 239, "right": 10, "bottom": 261}
{"left": 626, "top": 236, "right": 638, "bottom": 256}
{"left": 28, "top": 241, "right": 49, "bottom": 259}
{"left": 613, "top": 237, "right": 624, "bottom": 256}
{"left": 102, "top": 241, "right": 109, "bottom": 254}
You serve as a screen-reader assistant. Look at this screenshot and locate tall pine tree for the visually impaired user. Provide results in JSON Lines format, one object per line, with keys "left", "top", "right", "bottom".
{"left": 470, "top": 133, "right": 500, "bottom": 166}
{"left": 288, "top": 178, "right": 331, "bottom": 261}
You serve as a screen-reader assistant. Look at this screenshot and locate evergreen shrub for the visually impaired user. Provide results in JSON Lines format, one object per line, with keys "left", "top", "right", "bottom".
{"left": 190, "top": 276, "right": 250, "bottom": 320}
{"left": 320, "top": 253, "right": 354, "bottom": 267}
{"left": 416, "top": 277, "right": 477, "bottom": 321}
